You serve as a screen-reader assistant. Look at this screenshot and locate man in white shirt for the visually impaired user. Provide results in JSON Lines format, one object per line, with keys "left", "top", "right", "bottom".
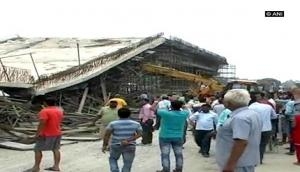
{"left": 189, "top": 104, "right": 217, "bottom": 157}
{"left": 154, "top": 95, "right": 171, "bottom": 130}
{"left": 249, "top": 96, "right": 277, "bottom": 164}
{"left": 158, "top": 95, "right": 171, "bottom": 109}
{"left": 213, "top": 97, "right": 226, "bottom": 116}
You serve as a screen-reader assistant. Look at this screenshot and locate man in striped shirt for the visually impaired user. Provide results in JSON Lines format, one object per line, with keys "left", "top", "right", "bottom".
{"left": 102, "top": 108, "right": 143, "bottom": 172}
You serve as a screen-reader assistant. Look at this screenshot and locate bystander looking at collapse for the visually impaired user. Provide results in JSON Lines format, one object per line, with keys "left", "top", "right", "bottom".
{"left": 178, "top": 96, "right": 192, "bottom": 145}
{"left": 92, "top": 100, "right": 118, "bottom": 150}
{"left": 216, "top": 89, "right": 262, "bottom": 172}
{"left": 213, "top": 96, "right": 226, "bottom": 116}
{"left": 189, "top": 103, "right": 217, "bottom": 157}
{"left": 106, "top": 94, "right": 128, "bottom": 109}
{"left": 249, "top": 93, "right": 277, "bottom": 164}
{"left": 292, "top": 105, "right": 300, "bottom": 166}
{"left": 102, "top": 108, "right": 143, "bottom": 172}
{"left": 217, "top": 108, "right": 232, "bottom": 130}
{"left": 292, "top": 109, "right": 300, "bottom": 166}
{"left": 291, "top": 88, "right": 300, "bottom": 165}
{"left": 26, "top": 97, "right": 64, "bottom": 172}
{"left": 154, "top": 95, "right": 171, "bottom": 130}
{"left": 259, "top": 92, "right": 275, "bottom": 109}
{"left": 156, "top": 100, "right": 189, "bottom": 172}
{"left": 139, "top": 98, "right": 155, "bottom": 145}
{"left": 285, "top": 92, "right": 296, "bottom": 155}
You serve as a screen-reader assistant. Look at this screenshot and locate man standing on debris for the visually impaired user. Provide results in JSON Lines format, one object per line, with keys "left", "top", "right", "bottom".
{"left": 28, "top": 98, "right": 64, "bottom": 172}
{"left": 93, "top": 100, "right": 118, "bottom": 149}
{"left": 139, "top": 98, "right": 155, "bottom": 145}
{"left": 102, "top": 108, "right": 142, "bottom": 172}
{"left": 156, "top": 100, "right": 189, "bottom": 172}
{"left": 216, "top": 89, "right": 261, "bottom": 172}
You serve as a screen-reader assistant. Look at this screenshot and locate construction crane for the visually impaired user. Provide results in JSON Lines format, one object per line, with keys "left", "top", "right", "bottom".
{"left": 142, "top": 64, "right": 224, "bottom": 96}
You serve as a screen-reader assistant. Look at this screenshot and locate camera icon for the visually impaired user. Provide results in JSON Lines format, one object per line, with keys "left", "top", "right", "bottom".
{"left": 265, "top": 11, "right": 272, "bottom": 17}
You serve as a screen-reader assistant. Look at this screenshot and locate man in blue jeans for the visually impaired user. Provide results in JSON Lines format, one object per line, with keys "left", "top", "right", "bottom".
{"left": 156, "top": 100, "right": 189, "bottom": 172}
{"left": 102, "top": 108, "right": 143, "bottom": 172}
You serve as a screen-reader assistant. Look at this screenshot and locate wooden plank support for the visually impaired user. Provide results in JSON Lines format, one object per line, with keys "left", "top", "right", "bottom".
{"left": 12, "top": 105, "right": 21, "bottom": 128}
{"left": 59, "top": 92, "right": 63, "bottom": 106}
{"left": 77, "top": 87, "right": 89, "bottom": 113}
{"left": 29, "top": 53, "right": 40, "bottom": 80}
{"left": 77, "top": 42, "right": 81, "bottom": 67}
{"left": 100, "top": 77, "right": 108, "bottom": 102}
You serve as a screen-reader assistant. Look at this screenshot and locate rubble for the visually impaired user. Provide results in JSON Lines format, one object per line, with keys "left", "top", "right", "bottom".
{"left": 0, "top": 97, "right": 100, "bottom": 147}
{"left": 0, "top": 95, "right": 140, "bottom": 150}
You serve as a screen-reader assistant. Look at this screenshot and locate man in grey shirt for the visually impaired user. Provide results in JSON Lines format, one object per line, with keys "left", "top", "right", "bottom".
{"left": 216, "top": 89, "right": 262, "bottom": 172}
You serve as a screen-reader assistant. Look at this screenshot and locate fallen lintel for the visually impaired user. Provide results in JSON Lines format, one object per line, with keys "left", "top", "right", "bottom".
{"left": 77, "top": 87, "right": 89, "bottom": 113}
{"left": 61, "top": 136, "right": 100, "bottom": 142}
{"left": 0, "top": 140, "right": 78, "bottom": 151}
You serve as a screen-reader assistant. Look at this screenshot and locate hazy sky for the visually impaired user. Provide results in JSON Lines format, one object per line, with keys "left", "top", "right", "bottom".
{"left": 0, "top": 0, "right": 299, "bottom": 81}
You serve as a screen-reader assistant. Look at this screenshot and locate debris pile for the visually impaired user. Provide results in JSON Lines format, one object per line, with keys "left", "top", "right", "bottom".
{"left": 0, "top": 97, "right": 36, "bottom": 128}
{"left": 0, "top": 97, "right": 100, "bottom": 149}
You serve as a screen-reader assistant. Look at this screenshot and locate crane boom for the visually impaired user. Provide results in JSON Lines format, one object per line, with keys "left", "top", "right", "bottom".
{"left": 142, "top": 64, "right": 224, "bottom": 95}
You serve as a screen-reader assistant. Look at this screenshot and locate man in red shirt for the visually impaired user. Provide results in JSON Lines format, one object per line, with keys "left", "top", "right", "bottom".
{"left": 292, "top": 88, "right": 300, "bottom": 165}
{"left": 29, "top": 98, "right": 64, "bottom": 172}
{"left": 292, "top": 113, "right": 300, "bottom": 165}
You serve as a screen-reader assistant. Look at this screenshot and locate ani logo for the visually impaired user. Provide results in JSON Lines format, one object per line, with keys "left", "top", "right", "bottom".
{"left": 265, "top": 11, "right": 284, "bottom": 17}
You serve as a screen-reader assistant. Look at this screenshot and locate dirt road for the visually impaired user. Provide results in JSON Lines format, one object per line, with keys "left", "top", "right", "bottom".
{"left": 1, "top": 132, "right": 299, "bottom": 172}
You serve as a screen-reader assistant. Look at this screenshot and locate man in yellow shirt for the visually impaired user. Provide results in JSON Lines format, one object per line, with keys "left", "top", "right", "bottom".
{"left": 106, "top": 94, "right": 127, "bottom": 109}
{"left": 108, "top": 98, "right": 127, "bottom": 109}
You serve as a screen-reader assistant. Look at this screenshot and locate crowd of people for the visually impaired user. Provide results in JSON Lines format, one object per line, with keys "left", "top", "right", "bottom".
{"left": 25, "top": 88, "right": 300, "bottom": 172}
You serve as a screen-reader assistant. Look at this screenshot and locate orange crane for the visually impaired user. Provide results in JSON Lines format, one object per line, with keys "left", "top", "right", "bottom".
{"left": 142, "top": 64, "right": 224, "bottom": 96}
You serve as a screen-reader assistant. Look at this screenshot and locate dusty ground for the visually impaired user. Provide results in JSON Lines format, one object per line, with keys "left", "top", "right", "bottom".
{"left": 1, "top": 131, "right": 300, "bottom": 172}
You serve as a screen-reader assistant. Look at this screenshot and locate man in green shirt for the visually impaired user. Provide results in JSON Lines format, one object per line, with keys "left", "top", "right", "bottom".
{"left": 217, "top": 108, "right": 232, "bottom": 129}
{"left": 156, "top": 100, "right": 189, "bottom": 172}
{"left": 93, "top": 101, "right": 118, "bottom": 144}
